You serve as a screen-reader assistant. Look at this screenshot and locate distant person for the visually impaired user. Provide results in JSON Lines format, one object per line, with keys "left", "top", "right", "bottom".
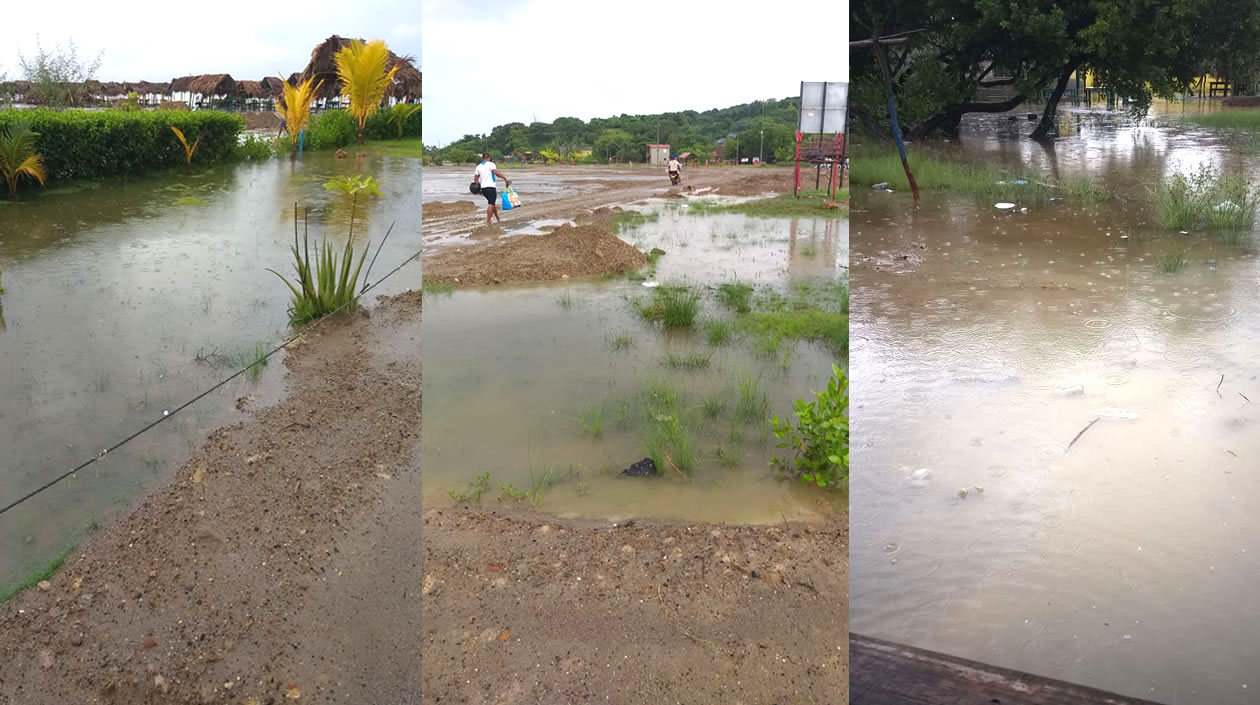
{"left": 277, "top": 117, "right": 287, "bottom": 138}
{"left": 473, "top": 153, "right": 511, "bottom": 225}
{"left": 667, "top": 155, "right": 682, "bottom": 184}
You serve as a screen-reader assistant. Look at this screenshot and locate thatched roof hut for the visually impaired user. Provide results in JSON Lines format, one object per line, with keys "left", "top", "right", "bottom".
{"left": 237, "top": 80, "right": 266, "bottom": 99}
{"left": 170, "top": 74, "right": 236, "bottom": 97}
{"left": 260, "top": 76, "right": 286, "bottom": 97}
{"left": 297, "top": 35, "right": 422, "bottom": 102}
{"left": 130, "top": 80, "right": 170, "bottom": 96}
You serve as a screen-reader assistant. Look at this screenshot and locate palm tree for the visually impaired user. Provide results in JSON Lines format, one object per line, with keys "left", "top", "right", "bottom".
{"left": 334, "top": 40, "right": 399, "bottom": 145}
{"left": 277, "top": 75, "right": 323, "bottom": 157}
{"left": 386, "top": 103, "right": 421, "bottom": 138}
{"left": 0, "top": 120, "right": 47, "bottom": 196}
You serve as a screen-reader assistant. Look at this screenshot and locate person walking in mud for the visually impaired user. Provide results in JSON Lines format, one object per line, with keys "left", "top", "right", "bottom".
{"left": 474, "top": 153, "right": 511, "bottom": 225}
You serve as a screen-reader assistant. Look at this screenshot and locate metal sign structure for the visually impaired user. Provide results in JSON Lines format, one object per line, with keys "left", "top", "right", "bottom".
{"left": 795, "top": 81, "right": 848, "bottom": 198}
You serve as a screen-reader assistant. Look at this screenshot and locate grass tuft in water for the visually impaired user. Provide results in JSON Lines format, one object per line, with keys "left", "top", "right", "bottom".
{"left": 449, "top": 472, "right": 490, "bottom": 502}
{"left": 637, "top": 284, "right": 700, "bottom": 328}
{"left": 704, "top": 319, "right": 732, "bottom": 345}
{"left": 715, "top": 445, "right": 743, "bottom": 467}
{"left": 228, "top": 342, "right": 270, "bottom": 380}
{"left": 661, "top": 351, "right": 712, "bottom": 371}
{"left": 700, "top": 393, "right": 728, "bottom": 420}
{"left": 716, "top": 282, "right": 754, "bottom": 313}
{"left": 611, "top": 210, "right": 660, "bottom": 232}
{"left": 575, "top": 404, "right": 604, "bottom": 438}
{"left": 735, "top": 372, "right": 770, "bottom": 424}
{"left": 606, "top": 331, "right": 635, "bottom": 350}
{"left": 738, "top": 308, "right": 849, "bottom": 352}
{"left": 1155, "top": 243, "right": 1189, "bottom": 273}
{"left": 852, "top": 148, "right": 1108, "bottom": 203}
{"left": 556, "top": 289, "right": 576, "bottom": 309}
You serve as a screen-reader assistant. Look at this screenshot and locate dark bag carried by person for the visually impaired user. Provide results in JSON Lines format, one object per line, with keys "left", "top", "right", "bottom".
{"left": 469, "top": 181, "right": 481, "bottom": 195}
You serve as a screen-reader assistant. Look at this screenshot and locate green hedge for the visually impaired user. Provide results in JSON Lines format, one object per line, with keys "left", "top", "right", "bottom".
{"left": 0, "top": 109, "right": 243, "bottom": 182}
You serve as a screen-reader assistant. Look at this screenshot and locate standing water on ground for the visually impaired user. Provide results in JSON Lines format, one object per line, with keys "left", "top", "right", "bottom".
{"left": 423, "top": 204, "right": 847, "bottom": 522}
{"left": 852, "top": 106, "right": 1260, "bottom": 702}
{"left": 0, "top": 153, "right": 420, "bottom": 593}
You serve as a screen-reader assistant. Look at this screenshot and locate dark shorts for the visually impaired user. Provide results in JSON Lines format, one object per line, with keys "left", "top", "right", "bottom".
{"left": 482, "top": 187, "right": 497, "bottom": 204}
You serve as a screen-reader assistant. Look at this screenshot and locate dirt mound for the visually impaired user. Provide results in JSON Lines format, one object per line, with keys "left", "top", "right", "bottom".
{"left": 242, "top": 112, "right": 280, "bottom": 131}
{"left": 422, "top": 507, "right": 848, "bottom": 702}
{"left": 425, "top": 222, "right": 647, "bottom": 286}
{"left": 422, "top": 201, "right": 479, "bottom": 219}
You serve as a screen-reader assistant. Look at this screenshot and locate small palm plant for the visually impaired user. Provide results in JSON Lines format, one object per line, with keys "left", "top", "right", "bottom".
{"left": 335, "top": 39, "right": 399, "bottom": 145}
{"left": 0, "top": 120, "right": 47, "bottom": 196}
{"left": 386, "top": 103, "right": 421, "bottom": 138}
{"left": 277, "top": 75, "right": 323, "bottom": 156}
{"left": 169, "top": 126, "right": 202, "bottom": 173}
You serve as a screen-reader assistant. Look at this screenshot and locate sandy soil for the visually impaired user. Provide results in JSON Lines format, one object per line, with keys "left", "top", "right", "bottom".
{"left": 422, "top": 167, "right": 813, "bottom": 243}
{"left": 0, "top": 292, "right": 422, "bottom": 705}
{"left": 424, "top": 223, "right": 647, "bottom": 286}
{"left": 421, "top": 507, "right": 848, "bottom": 705}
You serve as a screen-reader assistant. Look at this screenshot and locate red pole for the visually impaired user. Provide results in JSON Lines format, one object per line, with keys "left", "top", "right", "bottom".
{"left": 794, "top": 131, "right": 803, "bottom": 198}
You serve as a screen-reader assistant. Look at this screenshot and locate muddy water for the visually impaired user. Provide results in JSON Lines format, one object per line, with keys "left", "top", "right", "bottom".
{"left": 852, "top": 113, "right": 1260, "bottom": 702}
{"left": 423, "top": 207, "right": 846, "bottom": 522}
{"left": 0, "top": 153, "right": 421, "bottom": 589}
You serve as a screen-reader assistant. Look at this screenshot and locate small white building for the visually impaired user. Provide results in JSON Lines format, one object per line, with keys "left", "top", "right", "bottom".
{"left": 647, "top": 143, "right": 671, "bottom": 166}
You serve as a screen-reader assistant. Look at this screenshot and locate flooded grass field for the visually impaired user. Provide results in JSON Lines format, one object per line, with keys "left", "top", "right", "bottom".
{"left": 422, "top": 203, "right": 848, "bottom": 523}
{"left": 0, "top": 153, "right": 420, "bottom": 594}
{"left": 852, "top": 106, "right": 1260, "bottom": 702}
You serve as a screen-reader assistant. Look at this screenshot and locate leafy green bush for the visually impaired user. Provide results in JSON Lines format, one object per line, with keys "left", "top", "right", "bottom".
{"left": 235, "top": 134, "right": 274, "bottom": 161}
{"left": 0, "top": 109, "right": 242, "bottom": 181}
{"left": 770, "top": 364, "right": 848, "bottom": 489}
{"left": 364, "top": 103, "right": 421, "bottom": 140}
{"left": 305, "top": 109, "right": 356, "bottom": 150}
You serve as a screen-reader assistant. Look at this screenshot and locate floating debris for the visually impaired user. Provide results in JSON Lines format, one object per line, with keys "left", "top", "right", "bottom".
{"left": 621, "top": 457, "right": 657, "bottom": 477}
{"left": 995, "top": 202, "right": 1016, "bottom": 210}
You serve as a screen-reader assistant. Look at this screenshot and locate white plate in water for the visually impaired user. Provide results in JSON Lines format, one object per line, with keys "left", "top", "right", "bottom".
{"left": 642, "top": 281, "right": 660, "bottom": 288}
{"left": 995, "top": 202, "right": 1016, "bottom": 210}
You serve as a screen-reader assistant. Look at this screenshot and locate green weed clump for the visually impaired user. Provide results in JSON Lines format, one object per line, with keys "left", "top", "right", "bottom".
{"left": 611, "top": 210, "right": 660, "bottom": 232}
{"left": 687, "top": 190, "right": 847, "bottom": 219}
{"left": 576, "top": 404, "right": 605, "bottom": 438}
{"left": 637, "top": 284, "right": 701, "bottom": 327}
{"left": 735, "top": 372, "right": 770, "bottom": 423}
{"left": 606, "top": 331, "right": 635, "bottom": 350}
{"left": 450, "top": 472, "right": 490, "bottom": 502}
{"left": 661, "top": 351, "right": 712, "bottom": 371}
{"left": 1153, "top": 165, "right": 1257, "bottom": 233}
{"left": 1155, "top": 243, "right": 1189, "bottom": 273}
{"left": 0, "top": 544, "right": 77, "bottom": 602}
{"left": 421, "top": 280, "right": 455, "bottom": 296}
{"left": 770, "top": 364, "right": 848, "bottom": 489}
{"left": 704, "top": 319, "right": 733, "bottom": 345}
{"left": 738, "top": 308, "right": 849, "bottom": 352}
{"left": 716, "top": 282, "right": 754, "bottom": 313}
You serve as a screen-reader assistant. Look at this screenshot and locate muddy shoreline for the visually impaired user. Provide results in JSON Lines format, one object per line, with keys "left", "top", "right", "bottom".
{"left": 420, "top": 505, "right": 848, "bottom": 704}
{"left": 0, "top": 291, "right": 422, "bottom": 705}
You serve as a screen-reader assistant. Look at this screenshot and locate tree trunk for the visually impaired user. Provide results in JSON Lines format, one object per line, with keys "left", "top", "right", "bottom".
{"left": 358, "top": 125, "right": 366, "bottom": 145}
{"left": 1031, "top": 58, "right": 1082, "bottom": 141}
{"left": 911, "top": 94, "right": 1027, "bottom": 141}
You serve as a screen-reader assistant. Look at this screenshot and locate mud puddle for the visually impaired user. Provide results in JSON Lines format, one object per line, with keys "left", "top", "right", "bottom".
{"left": 0, "top": 152, "right": 421, "bottom": 592}
{"left": 852, "top": 109, "right": 1260, "bottom": 702}
{"left": 422, "top": 206, "right": 847, "bottom": 523}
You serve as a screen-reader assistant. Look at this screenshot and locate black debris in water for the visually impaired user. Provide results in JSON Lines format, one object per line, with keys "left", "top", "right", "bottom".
{"left": 621, "top": 457, "right": 657, "bottom": 477}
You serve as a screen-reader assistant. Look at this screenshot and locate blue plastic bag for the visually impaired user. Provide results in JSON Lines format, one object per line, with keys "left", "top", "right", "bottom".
{"left": 500, "top": 188, "right": 521, "bottom": 210}
{"left": 500, "top": 190, "right": 513, "bottom": 210}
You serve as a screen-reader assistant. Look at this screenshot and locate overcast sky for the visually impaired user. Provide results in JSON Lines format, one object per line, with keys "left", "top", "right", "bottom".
{"left": 2, "top": 1, "right": 421, "bottom": 84}
{"left": 423, "top": 0, "right": 848, "bottom": 145}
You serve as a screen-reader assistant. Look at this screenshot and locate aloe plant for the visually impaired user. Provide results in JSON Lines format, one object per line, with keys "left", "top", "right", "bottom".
{"left": 267, "top": 209, "right": 370, "bottom": 325}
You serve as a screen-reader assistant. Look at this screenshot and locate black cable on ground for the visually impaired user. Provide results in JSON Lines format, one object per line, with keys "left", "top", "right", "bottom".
{"left": 0, "top": 245, "right": 421, "bottom": 518}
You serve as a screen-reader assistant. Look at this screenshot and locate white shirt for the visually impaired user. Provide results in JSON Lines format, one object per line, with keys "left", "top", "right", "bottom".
{"left": 474, "top": 161, "right": 498, "bottom": 188}
{"left": 667, "top": 159, "right": 680, "bottom": 171}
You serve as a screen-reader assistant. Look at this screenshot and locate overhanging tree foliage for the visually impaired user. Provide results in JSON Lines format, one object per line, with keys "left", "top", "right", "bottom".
{"left": 854, "top": 0, "right": 1238, "bottom": 141}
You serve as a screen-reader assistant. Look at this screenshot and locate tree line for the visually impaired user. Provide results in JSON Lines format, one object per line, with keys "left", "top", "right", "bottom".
{"left": 852, "top": 0, "right": 1260, "bottom": 140}
{"left": 429, "top": 97, "right": 805, "bottom": 164}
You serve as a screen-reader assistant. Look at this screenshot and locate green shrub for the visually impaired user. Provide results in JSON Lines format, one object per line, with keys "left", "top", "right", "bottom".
{"left": 305, "top": 109, "right": 356, "bottom": 150}
{"left": 235, "top": 134, "right": 274, "bottom": 161}
{"left": 364, "top": 103, "right": 422, "bottom": 140}
{"left": 0, "top": 109, "right": 242, "bottom": 181}
{"left": 770, "top": 364, "right": 848, "bottom": 489}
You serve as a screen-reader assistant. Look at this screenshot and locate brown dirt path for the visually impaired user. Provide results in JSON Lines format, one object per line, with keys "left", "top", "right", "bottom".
{"left": 422, "top": 167, "right": 804, "bottom": 244}
{"left": 0, "top": 292, "right": 422, "bottom": 705}
{"left": 420, "top": 507, "right": 848, "bottom": 705}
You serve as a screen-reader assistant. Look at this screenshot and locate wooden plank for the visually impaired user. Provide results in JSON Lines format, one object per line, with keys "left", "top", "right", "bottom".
{"left": 850, "top": 633, "right": 1168, "bottom": 705}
